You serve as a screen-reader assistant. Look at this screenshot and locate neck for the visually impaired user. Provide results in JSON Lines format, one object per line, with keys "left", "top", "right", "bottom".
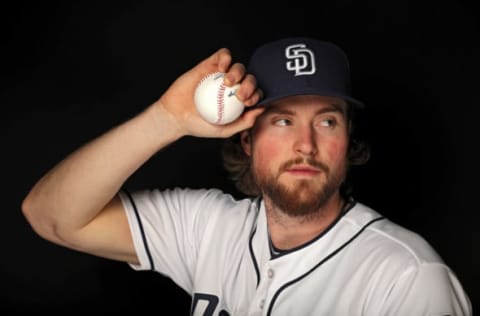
{"left": 265, "top": 193, "right": 344, "bottom": 250}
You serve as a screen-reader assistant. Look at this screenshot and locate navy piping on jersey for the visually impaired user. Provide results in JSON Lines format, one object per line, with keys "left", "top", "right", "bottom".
{"left": 248, "top": 197, "right": 263, "bottom": 287}
{"left": 266, "top": 216, "right": 386, "bottom": 316}
{"left": 249, "top": 227, "right": 261, "bottom": 287}
{"left": 122, "top": 189, "right": 155, "bottom": 270}
{"left": 249, "top": 197, "right": 357, "bottom": 288}
{"left": 269, "top": 197, "right": 357, "bottom": 259}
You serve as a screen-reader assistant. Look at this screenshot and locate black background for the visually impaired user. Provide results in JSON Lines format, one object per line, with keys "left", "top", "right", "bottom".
{"left": 2, "top": 0, "right": 478, "bottom": 313}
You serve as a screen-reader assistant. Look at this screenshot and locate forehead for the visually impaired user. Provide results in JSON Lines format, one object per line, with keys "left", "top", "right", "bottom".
{"left": 263, "top": 95, "right": 348, "bottom": 115}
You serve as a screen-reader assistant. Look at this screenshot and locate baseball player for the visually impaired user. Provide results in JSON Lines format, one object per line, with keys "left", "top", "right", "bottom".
{"left": 22, "top": 37, "right": 472, "bottom": 315}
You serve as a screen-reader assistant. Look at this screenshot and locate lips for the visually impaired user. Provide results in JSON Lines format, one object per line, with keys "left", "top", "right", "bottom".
{"left": 279, "top": 158, "right": 328, "bottom": 177}
{"left": 284, "top": 165, "right": 322, "bottom": 176}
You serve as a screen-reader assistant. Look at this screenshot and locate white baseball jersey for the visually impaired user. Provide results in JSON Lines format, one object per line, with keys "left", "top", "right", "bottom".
{"left": 119, "top": 187, "right": 472, "bottom": 316}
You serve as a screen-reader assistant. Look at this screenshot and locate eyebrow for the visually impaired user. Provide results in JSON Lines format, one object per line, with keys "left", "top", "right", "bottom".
{"left": 264, "top": 103, "right": 346, "bottom": 116}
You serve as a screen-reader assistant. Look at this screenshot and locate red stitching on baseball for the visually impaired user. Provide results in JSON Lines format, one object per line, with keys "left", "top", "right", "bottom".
{"left": 216, "top": 82, "right": 225, "bottom": 124}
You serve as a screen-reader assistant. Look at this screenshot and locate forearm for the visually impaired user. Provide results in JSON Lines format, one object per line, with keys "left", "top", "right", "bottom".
{"left": 22, "top": 101, "right": 182, "bottom": 239}
{"left": 22, "top": 47, "right": 264, "bottom": 252}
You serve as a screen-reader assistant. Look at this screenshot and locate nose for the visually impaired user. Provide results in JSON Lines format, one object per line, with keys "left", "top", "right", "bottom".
{"left": 293, "top": 125, "right": 318, "bottom": 156}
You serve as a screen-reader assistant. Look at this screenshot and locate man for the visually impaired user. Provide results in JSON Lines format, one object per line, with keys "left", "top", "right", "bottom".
{"left": 22, "top": 37, "right": 472, "bottom": 315}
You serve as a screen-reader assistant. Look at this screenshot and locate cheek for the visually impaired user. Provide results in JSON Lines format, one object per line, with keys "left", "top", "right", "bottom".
{"left": 252, "top": 134, "right": 283, "bottom": 171}
{"left": 325, "top": 139, "right": 348, "bottom": 157}
{"left": 322, "top": 137, "right": 349, "bottom": 170}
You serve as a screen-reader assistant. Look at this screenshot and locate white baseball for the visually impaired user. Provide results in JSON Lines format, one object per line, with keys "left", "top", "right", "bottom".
{"left": 194, "top": 72, "right": 245, "bottom": 125}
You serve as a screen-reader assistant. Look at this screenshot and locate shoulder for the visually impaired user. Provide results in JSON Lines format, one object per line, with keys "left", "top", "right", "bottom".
{"left": 342, "top": 203, "right": 472, "bottom": 313}
{"left": 120, "top": 186, "right": 257, "bottom": 217}
{"left": 121, "top": 186, "right": 234, "bottom": 203}
{"left": 344, "top": 202, "right": 444, "bottom": 265}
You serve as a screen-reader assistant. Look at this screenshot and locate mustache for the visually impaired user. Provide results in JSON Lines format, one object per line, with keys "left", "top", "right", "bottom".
{"left": 279, "top": 157, "right": 329, "bottom": 173}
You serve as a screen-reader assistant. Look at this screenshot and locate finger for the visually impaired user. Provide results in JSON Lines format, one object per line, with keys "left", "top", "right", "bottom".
{"left": 214, "top": 48, "right": 233, "bottom": 73}
{"left": 235, "top": 74, "right": 259, "bottom": 105}
{"left": 243, "top": 87, "right": 264, "bottom": 107}
{"left": 224, "top": 63, "right": 246, "bottom": 86}
{"left": 197, "top": 48, "right": 232, "bottom": 77}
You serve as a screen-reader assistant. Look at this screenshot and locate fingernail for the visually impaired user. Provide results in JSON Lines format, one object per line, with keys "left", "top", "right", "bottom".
{"left": 223, "top": 75, "right": 232, "bottom": 86}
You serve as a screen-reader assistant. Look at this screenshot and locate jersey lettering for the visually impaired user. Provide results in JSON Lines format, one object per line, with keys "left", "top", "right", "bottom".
{"left": 191, "top": 293, "right": 230, "bottom": 316}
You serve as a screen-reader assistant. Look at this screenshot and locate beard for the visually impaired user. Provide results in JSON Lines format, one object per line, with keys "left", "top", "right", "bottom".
{"left": 254, "top": 157, "right": 345, "bottom": 218}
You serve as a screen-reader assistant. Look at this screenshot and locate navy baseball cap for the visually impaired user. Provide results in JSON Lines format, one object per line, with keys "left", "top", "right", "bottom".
{"left": 247, "top": 37, "right": 364, "bottom": 108}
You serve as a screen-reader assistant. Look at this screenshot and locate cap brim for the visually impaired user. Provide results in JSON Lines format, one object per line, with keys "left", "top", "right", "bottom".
{"left": 256, "top": 90, "right": 365, "bottom": 108}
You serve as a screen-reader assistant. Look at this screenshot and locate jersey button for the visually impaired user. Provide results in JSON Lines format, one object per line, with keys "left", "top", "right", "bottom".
{"left": 260, "top": 299, "right": 265, "bottom": 309}
{"left": 267, "top": 269, "right": 274, "bottom": 278}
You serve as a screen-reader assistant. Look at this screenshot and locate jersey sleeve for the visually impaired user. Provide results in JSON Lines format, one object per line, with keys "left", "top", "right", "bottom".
{"left": 119, "top": 187, "right": 231, "bottom": 293}
{"left": 381, "top": 262, "right": 472, "bottom": 316}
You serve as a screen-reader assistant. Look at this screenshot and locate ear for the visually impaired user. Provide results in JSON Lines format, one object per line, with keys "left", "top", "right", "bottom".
{"left": 240, "top": 130, "right": 252, "bottom": 156}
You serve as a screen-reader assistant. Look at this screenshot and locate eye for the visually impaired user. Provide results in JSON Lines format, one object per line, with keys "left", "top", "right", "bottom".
{"left": 274, "top": 118, "right": 292, "bottom": 126}
{"left": 319, "top": 118, "right": 337, "bottom": 128}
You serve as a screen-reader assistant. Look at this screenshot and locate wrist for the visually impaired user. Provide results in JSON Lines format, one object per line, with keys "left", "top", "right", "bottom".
{"left": 147, "top": 100, "right": 187, "bottom": 143}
